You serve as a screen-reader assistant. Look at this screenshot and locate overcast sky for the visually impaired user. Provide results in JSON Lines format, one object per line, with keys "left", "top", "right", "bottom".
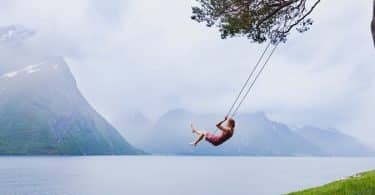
{"left": 0, "top": 0, "right": 374, "bottom": 146}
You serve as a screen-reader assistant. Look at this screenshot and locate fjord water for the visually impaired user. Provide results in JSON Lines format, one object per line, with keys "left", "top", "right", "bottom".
{"left": 1, "top": 156, "right": 374, "bottom": 195}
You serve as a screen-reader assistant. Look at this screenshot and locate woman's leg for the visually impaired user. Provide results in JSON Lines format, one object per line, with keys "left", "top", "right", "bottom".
{"left": 190, "top": 123, "right": 206, "bottom": 146}
{"left": 191, "top": 133, "right": 205, "bottom": 147}
{"left": 190, "top": 123, "right": 203, "bottom": 135}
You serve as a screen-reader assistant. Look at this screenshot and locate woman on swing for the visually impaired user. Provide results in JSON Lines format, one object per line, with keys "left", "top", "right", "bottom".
{"left": 190, "top": 116, "right": 235, "bottom": 147}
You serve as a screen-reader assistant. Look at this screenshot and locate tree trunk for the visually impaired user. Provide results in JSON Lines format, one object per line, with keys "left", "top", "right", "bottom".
{"left": 372, "top": 0, "right": 375, "bottom": 47}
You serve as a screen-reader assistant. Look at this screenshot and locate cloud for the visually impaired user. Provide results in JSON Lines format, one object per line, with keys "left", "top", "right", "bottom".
{"left": 0, "top": 0, "right": 374, "bottom": 146}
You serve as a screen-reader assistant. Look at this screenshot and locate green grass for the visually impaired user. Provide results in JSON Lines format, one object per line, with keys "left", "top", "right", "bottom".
{"left": 288, "top": 170, "right": 375, "bottom": 195}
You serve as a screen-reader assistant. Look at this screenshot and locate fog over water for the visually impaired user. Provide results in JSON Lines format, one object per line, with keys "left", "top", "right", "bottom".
{"left": 0, "top": 1, "right": 374, "bottom": 147}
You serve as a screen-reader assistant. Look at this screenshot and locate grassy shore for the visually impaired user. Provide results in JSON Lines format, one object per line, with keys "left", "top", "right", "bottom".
{"left": 288, "top": 170, "right": 375, "bottom": 195}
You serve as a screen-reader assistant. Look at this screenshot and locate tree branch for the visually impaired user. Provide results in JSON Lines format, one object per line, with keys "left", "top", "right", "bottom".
{"left": 257, "top": 0, "right": 299, "bottom": 29}
{"left": 283, "top": 0, "right": 321, "bottom": 34}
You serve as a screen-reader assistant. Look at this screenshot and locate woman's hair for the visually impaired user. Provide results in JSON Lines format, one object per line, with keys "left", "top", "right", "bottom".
{"left": 228, "top": 118, "right": 235, "bottom": 128}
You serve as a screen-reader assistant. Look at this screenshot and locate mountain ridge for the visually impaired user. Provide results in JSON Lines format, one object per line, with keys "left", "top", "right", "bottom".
{"left": 116, "top": 109, "right": 374, "bottom": 156}
{"left": 0, "top": 56, "right": 142, "bottom": 155}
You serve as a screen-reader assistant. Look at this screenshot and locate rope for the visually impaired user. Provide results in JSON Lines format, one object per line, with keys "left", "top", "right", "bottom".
{"left": 226, "top": 42, "right": 272, "bottom": 117}
{"left": 231, "top": 43, "right": 279, "bottom": 117}
{"left": 213, "top": 42, "right": 278, "bottom": 133}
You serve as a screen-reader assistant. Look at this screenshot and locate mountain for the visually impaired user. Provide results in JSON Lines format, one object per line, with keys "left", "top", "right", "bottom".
{"left": 141, "top": 109, "right": 197, "bottom": 154}
{"left": 0, "top": 25, "right": 38, "bottom": 74}
{"left": 0, "top": 25, "right": 35, "bottom": 46}
{"left": 297, "top": 126, "right": 375, "bottom": 156}
{"left": 228, "top": 112, "right": 324, "bottom": 156}
{"left": 0, "top": 57, "right": 141, "bottom": 155}
{"left": 120, "top": 109, "right": 374, "bottom": 156}
{"left": 113, "top": 111, "right": 153, "bottom": 148}
{"left": 129, "top": 109, "right": 322, "bottom": 155}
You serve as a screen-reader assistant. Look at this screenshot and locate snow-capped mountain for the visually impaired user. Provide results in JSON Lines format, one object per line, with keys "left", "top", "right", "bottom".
{"left": 0, "top": 57, "right": 141, "bottom": 155}
{"left": 0, "top": 25, "right": 34, "bottom": 45}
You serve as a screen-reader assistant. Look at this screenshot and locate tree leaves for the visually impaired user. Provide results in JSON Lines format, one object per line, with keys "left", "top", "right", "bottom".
{"left": 191, "top": 0, "right": 321, "bottom": 44}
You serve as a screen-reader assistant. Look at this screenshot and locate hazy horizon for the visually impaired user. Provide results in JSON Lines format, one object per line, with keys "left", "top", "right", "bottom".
{"left": 0, "top": 0, "right": 374, "bottom": 147}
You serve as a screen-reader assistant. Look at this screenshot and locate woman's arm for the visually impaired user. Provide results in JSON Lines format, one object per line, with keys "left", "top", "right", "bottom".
{"left": 216, "top": 116, "right": 231, "bottom": 133}
{"left": 216, "top": 117, "right": 226, "bottom": 127}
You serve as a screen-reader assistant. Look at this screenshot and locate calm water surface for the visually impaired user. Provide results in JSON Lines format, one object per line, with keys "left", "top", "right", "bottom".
{"left": 0, "top": 156, "right": 374, "bottom": 195}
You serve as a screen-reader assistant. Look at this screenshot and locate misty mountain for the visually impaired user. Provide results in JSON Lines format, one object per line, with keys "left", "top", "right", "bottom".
{"left": 0, "top": 25, "right": 44, "bottom": 75}
{"left": 0, "top": 57, "right": 141, "bottom": 155}
{"left": 113, "top": 111, "right": 153, "bottom": 148}
{"left": 0, "top": 25, "right": 35, "bottom": 46}
{"left": 142, "top": 109, "right": 197, "bottom": 154}
{"left": 297, "top": 126, "right": 375, "bottom": 156}
{"left": 123, "top": 109, "right": 323, "bottom": 155}
{"left": 121, "top": 109, "right": 374, "bottom": 156}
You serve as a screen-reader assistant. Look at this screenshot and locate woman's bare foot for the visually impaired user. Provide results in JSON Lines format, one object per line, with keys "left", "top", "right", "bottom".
{"left": 189, "top": 142, "right": 197, "bottom": 147}
{"left": 190, "top": 123, "right": 197, "bottom": 134}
